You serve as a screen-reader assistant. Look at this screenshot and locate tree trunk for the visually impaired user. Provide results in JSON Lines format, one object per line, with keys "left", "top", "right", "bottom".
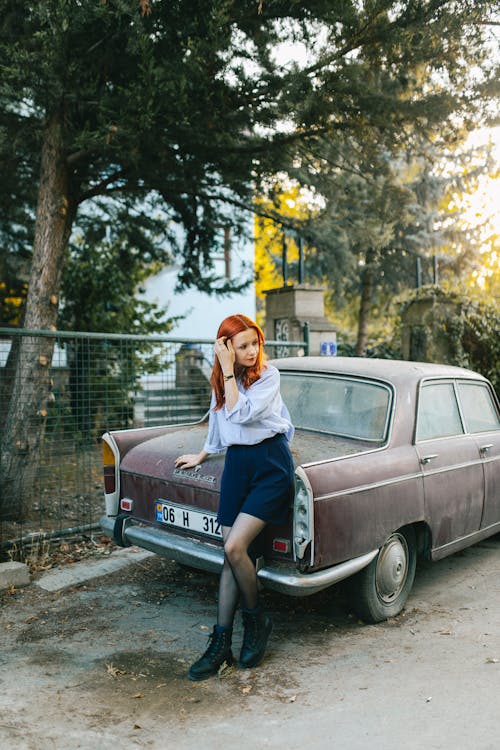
{"left": 355, "top": 251, "right": 375, "bottom": 356}
{"left": 0, "top": 113, "right": 75, "bottom": 521}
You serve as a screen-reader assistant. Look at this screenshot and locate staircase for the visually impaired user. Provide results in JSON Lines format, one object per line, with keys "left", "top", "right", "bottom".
{"left": 134, "top": 383, "right": 210, "bottom": 427}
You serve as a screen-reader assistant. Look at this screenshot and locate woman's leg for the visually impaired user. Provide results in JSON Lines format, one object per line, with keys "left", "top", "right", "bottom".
{"left": 188, "top": 525, "right": 240, "bottom": 681}
{"left": 189, "top": 513, "right": 270, "bottom": 680}
{"left": 223, "top": 512, "right": 266, "bottom": 610}
{"left": 223, "top": 512, "right": 273, "bottom": 668}
{"left": 216, "top": 526, "right": 241, "bottom": 628}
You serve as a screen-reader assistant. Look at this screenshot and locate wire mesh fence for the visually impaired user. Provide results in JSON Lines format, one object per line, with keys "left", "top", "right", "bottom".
{"left": 0, "top": 327, "right": 306, "bottom": 556}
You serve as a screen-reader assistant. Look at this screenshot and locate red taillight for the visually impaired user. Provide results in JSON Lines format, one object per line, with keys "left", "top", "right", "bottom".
{"left": 120, "top": 498, "right": 133, "bottom": 512}
{"left": 103, "top": 467, "right": 115, "bottom": 493}
{"left": 272, "top": 538, "right": 290, "bottom": 554}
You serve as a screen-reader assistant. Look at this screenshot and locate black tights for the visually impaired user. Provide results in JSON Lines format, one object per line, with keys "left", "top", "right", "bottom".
{"left": 216, "top": 513, "right": 266, "bottom": 628}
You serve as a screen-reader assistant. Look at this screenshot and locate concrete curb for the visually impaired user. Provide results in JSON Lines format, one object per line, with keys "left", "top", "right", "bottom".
{"left": 34, "top": 547, "right": 155, "bottom": 592}
{"left": 0, "top": 560, "right": 31, "bottom": 590}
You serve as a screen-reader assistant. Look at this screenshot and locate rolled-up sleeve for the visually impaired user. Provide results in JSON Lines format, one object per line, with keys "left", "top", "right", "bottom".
{"left": 224, "top": 367, "right": 280, "bottom": 425}
{"left": 203, "top": 395, "right": 225, "bottom": 453}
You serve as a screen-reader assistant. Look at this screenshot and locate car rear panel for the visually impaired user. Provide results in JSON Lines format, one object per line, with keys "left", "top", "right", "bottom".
{"left": 114, "top": 424, "right": 373, "bottom": 566}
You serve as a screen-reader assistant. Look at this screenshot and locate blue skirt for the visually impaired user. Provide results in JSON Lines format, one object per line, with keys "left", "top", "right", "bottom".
{"left": 217, "top": 433, "right": 295, "bottom": 527}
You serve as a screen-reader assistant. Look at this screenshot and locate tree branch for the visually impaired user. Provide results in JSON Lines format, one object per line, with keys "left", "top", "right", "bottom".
{"left": 77, "top": 171, "right": 128, "bottom": 204}
{"left": 66, "top": 149, "right": 92, "bottom": 166}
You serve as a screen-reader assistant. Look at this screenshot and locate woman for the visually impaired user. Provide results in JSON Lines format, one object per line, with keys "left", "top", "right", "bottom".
{"left": 175, "top": 313, "right": 295, "bottom": 681}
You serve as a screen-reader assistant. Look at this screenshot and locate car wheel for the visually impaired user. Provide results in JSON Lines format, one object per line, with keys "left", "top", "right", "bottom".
{"left": 348, "top": 526, "right": 417, "bottom": 623}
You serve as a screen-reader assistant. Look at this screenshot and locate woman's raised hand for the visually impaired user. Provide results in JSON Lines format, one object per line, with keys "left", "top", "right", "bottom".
{"left": 214, "top": 336, "right": 235, "bottom": 374}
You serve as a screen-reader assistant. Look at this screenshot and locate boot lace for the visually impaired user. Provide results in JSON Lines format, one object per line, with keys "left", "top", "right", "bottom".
{"left": 203, "top": 629, "right": 228, "bottom": 659}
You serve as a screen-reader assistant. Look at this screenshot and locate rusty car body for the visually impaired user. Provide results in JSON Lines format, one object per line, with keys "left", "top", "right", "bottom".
{"left": 100, "top": 357, "right": 500, "bottom": 622}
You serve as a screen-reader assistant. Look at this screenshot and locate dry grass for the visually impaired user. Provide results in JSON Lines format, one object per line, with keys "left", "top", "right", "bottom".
{"left": 6, "top": 533, "right": 116, "bottom": 574}
{"left": 8, "top": 536, "right": 52, "bottom": 574}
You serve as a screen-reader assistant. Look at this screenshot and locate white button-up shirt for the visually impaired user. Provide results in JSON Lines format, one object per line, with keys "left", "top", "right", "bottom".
{"left": 203, "top": 363, "right": 294, "bottom": 453}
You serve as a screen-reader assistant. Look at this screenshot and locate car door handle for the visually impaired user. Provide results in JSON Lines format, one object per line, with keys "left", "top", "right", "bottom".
{"left": 480, "top": 444, "right": 493, "bottom": 456}
{"left": 420, "top": 454, "right": 438, "bottom": 465}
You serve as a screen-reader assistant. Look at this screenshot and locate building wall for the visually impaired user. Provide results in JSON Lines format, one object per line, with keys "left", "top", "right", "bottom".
{"left": 141, "top": 230, "right": 256, "bottom": 340}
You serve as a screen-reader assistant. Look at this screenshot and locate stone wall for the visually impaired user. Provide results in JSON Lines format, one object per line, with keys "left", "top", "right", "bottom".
{"left": 400, "top": 294, "right": 463, "bottom": 363}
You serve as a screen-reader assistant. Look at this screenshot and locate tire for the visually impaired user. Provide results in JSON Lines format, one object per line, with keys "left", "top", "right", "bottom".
{"left": 348, "top": 526, "right": 417, "bottom": 624}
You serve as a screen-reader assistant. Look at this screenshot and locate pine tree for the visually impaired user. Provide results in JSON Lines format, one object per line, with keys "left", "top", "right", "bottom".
{"left": 0, "top": 0, "right": 498, "bottom": 518}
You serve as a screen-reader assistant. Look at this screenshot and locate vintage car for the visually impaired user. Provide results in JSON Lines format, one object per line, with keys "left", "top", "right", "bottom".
{"left": 100, "top": 357, "right": 500, "bottom": 623}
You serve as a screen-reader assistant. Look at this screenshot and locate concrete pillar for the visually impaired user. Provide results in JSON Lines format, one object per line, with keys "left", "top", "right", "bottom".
{"left": 264, "top": 285, "right": 337, "bottom": 356}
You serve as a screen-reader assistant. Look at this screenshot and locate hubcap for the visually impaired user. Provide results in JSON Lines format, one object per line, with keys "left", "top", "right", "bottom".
{"left": 375, "top": 533, "right": 409, "bottom": 603}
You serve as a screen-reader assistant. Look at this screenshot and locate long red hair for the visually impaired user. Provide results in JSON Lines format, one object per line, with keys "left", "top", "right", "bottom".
{"left": 211, "top": 314, "right": 266, "bottom": 410}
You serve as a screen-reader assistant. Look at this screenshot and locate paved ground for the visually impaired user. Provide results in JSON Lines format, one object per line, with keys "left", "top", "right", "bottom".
{"left": 1, "top": 535, "right": 499, "bottom": 750}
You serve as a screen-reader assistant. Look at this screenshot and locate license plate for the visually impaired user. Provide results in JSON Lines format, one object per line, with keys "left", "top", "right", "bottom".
{"left": 155, "top": 500, "right": 222, "bottom": 539}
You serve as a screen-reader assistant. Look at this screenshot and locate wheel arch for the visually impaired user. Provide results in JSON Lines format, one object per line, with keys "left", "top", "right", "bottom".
{"left": 412, "top": 520, "right": 432, "bottom": 560}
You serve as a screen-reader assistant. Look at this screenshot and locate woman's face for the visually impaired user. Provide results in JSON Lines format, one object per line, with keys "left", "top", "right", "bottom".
{"left": 230, "top": 328, "right": 260, "bottom": 368}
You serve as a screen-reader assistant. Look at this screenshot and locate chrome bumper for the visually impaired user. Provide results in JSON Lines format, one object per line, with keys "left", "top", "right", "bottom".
{"left": 100, "top": 515, "right": 378, "bottom": 597}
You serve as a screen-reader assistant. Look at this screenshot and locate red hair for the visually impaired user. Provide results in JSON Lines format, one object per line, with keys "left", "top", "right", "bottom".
{"left": 211, "top": 314, "right": 266, "bottom": 410}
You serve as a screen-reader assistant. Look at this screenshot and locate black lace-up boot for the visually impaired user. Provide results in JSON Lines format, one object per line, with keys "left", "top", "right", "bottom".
{"left": 239, "top": 607, "right": 273, "bottom": 669}
{"left": 188, "top": 626, "right": 234, "bottom": 681}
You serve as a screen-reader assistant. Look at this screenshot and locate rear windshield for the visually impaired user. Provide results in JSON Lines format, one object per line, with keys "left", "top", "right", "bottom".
{"left": 280, "top": 372, "right": 392, "bottom": 442}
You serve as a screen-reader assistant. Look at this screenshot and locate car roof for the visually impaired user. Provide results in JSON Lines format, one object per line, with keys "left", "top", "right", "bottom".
{"left": 273, "top": 356, "right": 486, "bottom": 386}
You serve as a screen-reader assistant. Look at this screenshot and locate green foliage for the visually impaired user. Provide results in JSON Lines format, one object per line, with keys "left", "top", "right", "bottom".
{"left": 1, "top": 1, "right": 498, "bottom": 301}
{"left": 59, "top": 203, "right": 176, "bottom": 336}
{"left": 462, "top": 303, "right": 500, "bottom": 396}
{"left": 400, "top": 286, "right": 500, "bottom": 395}
{"left": 337, "top": 338, "right": 402, "bottom": 360}
{"left": 301, "top": 133, "right": 498, "bottom": 353}
{"left": 56, "top": 208, "right": 181, "bottom": 442}
{"left": 0, "top": 0, "right": 256, "bottom": 294}
{"left": 0, "top": 268, "right": 27, "bottom": 326}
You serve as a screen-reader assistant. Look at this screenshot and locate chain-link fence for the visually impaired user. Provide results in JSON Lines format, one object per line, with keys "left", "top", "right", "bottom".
{"left": 0, "top": 328, "right": 306, "bottom": 556}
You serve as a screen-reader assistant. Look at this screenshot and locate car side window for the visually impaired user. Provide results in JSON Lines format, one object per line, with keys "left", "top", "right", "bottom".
{"left": 416, "top": 382, "right": 464, "bottom": 441}
{"left": 457, "top": 381, "right": 500, "bottom": 433}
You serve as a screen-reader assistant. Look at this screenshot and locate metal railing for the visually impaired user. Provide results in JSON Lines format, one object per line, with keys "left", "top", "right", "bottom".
{"left": 0, "top": 327, "right": 307, "bottom": 554}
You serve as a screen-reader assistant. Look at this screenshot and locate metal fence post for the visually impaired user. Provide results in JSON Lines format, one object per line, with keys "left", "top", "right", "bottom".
{"left": 303, "top": 321, "right": 310, "bottom": 356}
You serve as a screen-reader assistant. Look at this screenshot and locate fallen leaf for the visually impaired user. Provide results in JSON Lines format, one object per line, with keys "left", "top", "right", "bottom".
{"left": 132, "top": 693, "right": 144, "bottom": 699}
{"left": 485, "top": 657, "right": 499, "bottom": 664}
{"left": 133, "top": 724, "right": 142, "bottom": 730}
{"left": 25, "top": 615, "right": 39, "bottom": 623}
{"left": 217, "top": 659, "right": 233, "bottom": 677}
{"left": 241, "top": 686, "right": 252, "bottom": 695}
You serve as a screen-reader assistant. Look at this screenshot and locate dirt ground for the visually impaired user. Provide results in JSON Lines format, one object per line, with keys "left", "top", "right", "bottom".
{"left": 1, "top": 535, "right": 500, "bottom": 750}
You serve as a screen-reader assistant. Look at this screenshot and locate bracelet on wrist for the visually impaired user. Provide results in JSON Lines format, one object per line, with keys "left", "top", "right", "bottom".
{"left": 223, "top": 373, "right": 234, "bottom": 381}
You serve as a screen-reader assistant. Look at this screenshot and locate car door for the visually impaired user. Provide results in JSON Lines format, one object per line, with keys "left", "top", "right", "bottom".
{"left": 415, "top": 379, "right": 484, "bottom": 552}
{"left": 455, "top": 380, "right": 500, "bottom": 530}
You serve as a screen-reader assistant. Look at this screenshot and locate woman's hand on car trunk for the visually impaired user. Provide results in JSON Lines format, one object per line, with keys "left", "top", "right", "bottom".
{"left": 174, "top": 451, "right": 208, "bottom": 469}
